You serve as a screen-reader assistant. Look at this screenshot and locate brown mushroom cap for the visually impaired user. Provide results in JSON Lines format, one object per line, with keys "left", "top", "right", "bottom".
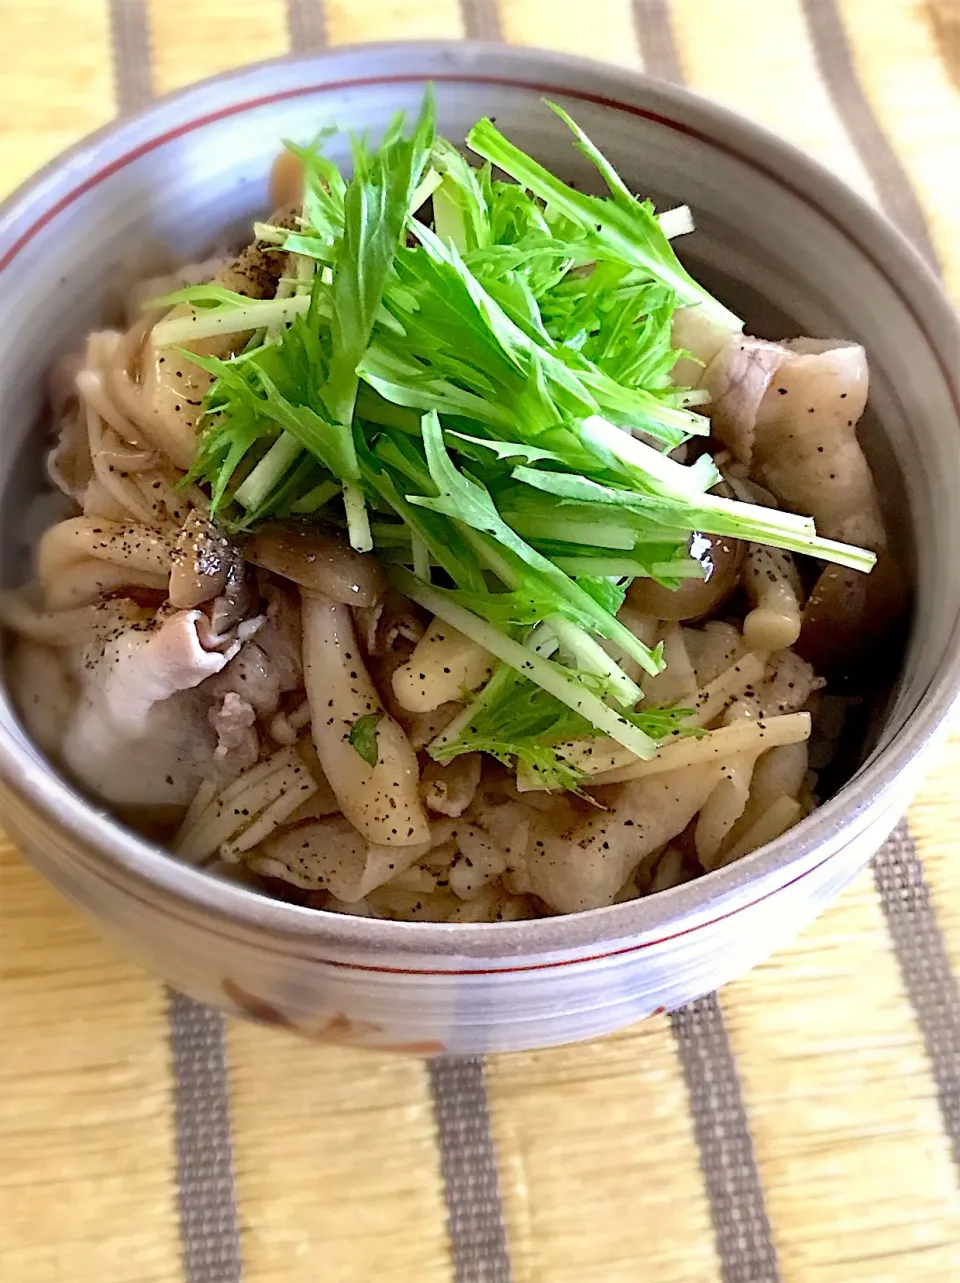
{"left": 244, "top": 522, "right": 387, "bottom": 607}
{"left": 626, "top": 532, "right": 744, "bottom": 622}
{"left": 169, "top": 512, "right": 240, "bottom": 609}
{"left": 795, "top": 551, "right": 910, "bottom": 679}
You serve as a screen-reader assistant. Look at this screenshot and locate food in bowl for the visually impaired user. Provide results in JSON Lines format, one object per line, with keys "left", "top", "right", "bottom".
{"left": 0, "top": 90, "right": 903, "bottom": 924}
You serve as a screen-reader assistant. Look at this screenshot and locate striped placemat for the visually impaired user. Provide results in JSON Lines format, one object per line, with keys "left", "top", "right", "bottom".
{"left": 2, "top": 3, "right": 960, "bottom": 1281}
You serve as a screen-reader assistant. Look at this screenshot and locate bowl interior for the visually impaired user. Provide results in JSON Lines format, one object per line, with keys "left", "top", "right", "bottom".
{"left": 0, "top": 45, "right": 958, "bottom": 950}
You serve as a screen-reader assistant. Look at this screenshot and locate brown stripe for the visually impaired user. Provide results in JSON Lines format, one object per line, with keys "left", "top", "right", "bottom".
{"left": 108, "top": 0, "right": 153, "bottom": 115}
{"left": 671, "top": 995, "right": 782, "bottom": 1283}
{"left": 168, "top": 991, "right": 244, "bottom": 1283}
{"left": 459, "top": 0, "right": 503, "bottom": 42}
{"left": 632, "top": 0, "right": 683, "bottom": 83}
{"left": 285, "top": 0, "right": 327, "bottom": 51}
{"left": 873, "top": 822, "right": 960, "bottom": 1170}
{"left": 428, "top": 1057, "right": 512, "bottom": 1283}
{"left": 800, "top": 0, "right": 940, "bottom": 265}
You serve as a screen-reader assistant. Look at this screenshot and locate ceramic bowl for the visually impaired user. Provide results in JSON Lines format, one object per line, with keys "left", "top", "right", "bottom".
{"left": 1, "top": 43, "right": 958, "bottom": 1054}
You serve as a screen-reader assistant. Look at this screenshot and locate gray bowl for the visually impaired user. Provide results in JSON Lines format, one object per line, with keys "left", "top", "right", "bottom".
{"left": 1, "top": 43, "right": 958, "bottom": 1053}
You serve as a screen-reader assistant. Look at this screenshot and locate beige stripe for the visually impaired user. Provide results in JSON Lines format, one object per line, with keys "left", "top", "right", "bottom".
{"left": 668, "top": 0, "right": 879, "bottom": 207}
{"left": 720, "top": 866, "right": 960, "bottom": 1282}
{"left": 324, "top": 0, "right": 463, "bottom": 43}
{"left": 226, "top": 1021, "right": 453, "bottom": 1281}
{"left": 485, "top": 1015, "right": 721, "bottom": 1283}
{"left": 0, "top": 0, "right": 115, "bottom": 201}
{"left": 499, "top": 0, "right": 641, "bottom": 68}
{"left": 146, "top": 0, "right": 289, "bottom": 95}
{"left": 908, "top": 729, "right": 960, "bottom": 975}
{"left": 836, "top": 0, "right": 960, "bottom": 303}
{"left": 0, "top": 840, "right": 181, "bottom": 1283}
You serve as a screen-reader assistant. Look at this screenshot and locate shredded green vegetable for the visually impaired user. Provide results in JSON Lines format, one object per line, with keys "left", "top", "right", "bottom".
{"left": 156, "top": 89, "right": 876, "bottom": 791}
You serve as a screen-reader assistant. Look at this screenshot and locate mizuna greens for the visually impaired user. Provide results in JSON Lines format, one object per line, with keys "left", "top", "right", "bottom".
{"left": 151, "top": 89, "right": 875, "bottom": 791}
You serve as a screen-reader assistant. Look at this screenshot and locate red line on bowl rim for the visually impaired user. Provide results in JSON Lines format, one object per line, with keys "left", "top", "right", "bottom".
{"left": 301, "top": 842, "right": 853, "bottom": 974}
{"left": 0, "top": 69, "right": 954, "bottom": 975}
{"left": 52, "top": 805, "right": 858, "bottom": 974}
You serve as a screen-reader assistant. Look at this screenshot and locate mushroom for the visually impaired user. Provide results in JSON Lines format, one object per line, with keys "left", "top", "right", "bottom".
{"left": 796, "top": 551, "right": 909, "bottom": 678}
{"left": 420, "top": 754, "right": 483, "bottom": 818}
{"left": 301, "top": 590, "right": 429, "bottom": 846}
{"left": 626, "top": 531, "right": 744, "bottom": 621}
{"left": 169, "top": 512, "right": 242, "bottom": 609}
{"left": 353, "top": 590, "right": 427, "bottom": 656}
{"left": 742, "top": 544, "right": 803, "bottom": 652}
{"left": 245, "top": 522, "right": 386, "bottom": 607}
{"left": 392, "top": 618, "right": 494, "bottom": 713}
{"left": 269, "top": 150, "right": 305, "bottom": 211}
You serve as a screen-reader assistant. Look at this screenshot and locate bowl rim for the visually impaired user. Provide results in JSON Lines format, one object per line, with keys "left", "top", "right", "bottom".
{"left": 1, "top": 40, "right": 958, "bottom": 963}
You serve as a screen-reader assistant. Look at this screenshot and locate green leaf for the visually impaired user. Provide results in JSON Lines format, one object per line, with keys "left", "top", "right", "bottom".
{"left": 410, "top": 411, "right": 662, "bottom": 673}
{"left": 390, "top": 565, "right": 659, "bottom": 761}
{"left": 511, "top": 464, "right": 875, "bottom": 570}
{"left": 575, "top": 575, "right": 628, "bottom": 614}
{"left": 466, "top": 111, "right": 743, "bottom": 329}
{"left": 348, "top": 712, "right": 382, "bottom": 767}
{"left": 429, "top": 662, "right": 595, "bottom": 792}
{"left": 365, "top": 433, "right": 487, "bottom": 593}
{"left": 430, "top": 138, "right": 492, "bottom": 251}
{"left": 323, "top": 91, "right": 436, "bottom": 427}
{"left": 428, "top": 657, "right": 698, "bottom": 790}
{"left": 380, "top": 221, "right": 699, "bottom": 447}
{"left": 445, "top": 431, "right": 567, "bottom": 465}
{"left": 284, "top": 129, "right": 346, "bottom": 242}
{"left": 317, "top": 91, "right": 436, "bottom": 549}
{"left": 146, "top": 283, "right": 255, "bottom": 311}
{"left": 153, "top": 293, "right": 313, "bottom": 347}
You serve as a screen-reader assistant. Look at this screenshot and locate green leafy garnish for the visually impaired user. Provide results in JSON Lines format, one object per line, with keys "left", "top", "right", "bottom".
{"left": 348, "top": 712, "right": 383, "bottom": 767}
{"left": 466, "top": 104, "right": 742, "bottom": 329}
{"left": 429, "top": 662, "right": 700, "bottom": 793}
{"left": 156, "top": 90, "right": 876, "bottom": 794}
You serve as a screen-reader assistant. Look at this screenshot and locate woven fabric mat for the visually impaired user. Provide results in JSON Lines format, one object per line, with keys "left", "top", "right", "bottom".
{"left": 2, "top": 3, "right": 960, "bottom": 1281}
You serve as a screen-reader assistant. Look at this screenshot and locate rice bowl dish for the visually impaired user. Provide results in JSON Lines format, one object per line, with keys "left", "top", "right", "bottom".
{"left": 0, "top": 45, "right": 956, "bottom": 1051}
{"left": 1, "top": 90, "right": 905, "bottom": 923}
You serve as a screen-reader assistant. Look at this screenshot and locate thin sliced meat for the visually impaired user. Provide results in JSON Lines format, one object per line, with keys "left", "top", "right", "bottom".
{"left": 708, "top": 336, "right": 884, "bottom": 549}
{"left": 62, "top": 609, "right": 239, "bottom": 806}
{"left": 511, "top": 765, "right": 723, "bottom": 913}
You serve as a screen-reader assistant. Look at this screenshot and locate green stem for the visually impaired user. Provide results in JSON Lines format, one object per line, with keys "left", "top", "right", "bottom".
{"left": 547, "top": 614, "right": 642, "bottom": 709}
{"left": 343, "top": 482, "right": 373, "bottom": 552}
{"left": 391, "top": 566, "right": 657, "bottom": 761}
{"left": 235, "top": 432, "right": 303, "bottom": 510}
